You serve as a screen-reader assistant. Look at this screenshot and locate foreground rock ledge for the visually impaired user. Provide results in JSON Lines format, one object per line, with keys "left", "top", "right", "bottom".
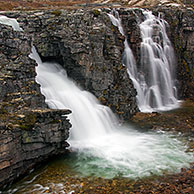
{"left": 0, "top": 21, "right": 72, "bottom": 189}
{"left": 0, "top": 108, "right": 72, "bottom": 189}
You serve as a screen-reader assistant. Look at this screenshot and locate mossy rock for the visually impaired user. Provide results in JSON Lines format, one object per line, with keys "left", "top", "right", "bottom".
{"left": 49, "top": 119, "right": 61, "bottom": 124}
{"left": 51, "top": 10, "right": 62, "bottom": 16}
{"left": 19, "top": 124, "right": 34, "bottom": 130}
{"left": 18, "top": 112, "right": 37, "bottom": 130}
{"left": 92, "top": 9, "right": 101, "bottom": 17}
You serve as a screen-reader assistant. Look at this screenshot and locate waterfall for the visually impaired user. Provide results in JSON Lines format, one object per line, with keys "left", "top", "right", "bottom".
{"left": 108, "top": 10, "right": 179, "bottom": 112}
{"left": 139, "top": 10, "right": 178, "bottom": 112}
{"left": 29, "top": 46, "right": 117, "bottom": 141}
{"left": 0, "top": 15, "right": 23, "bottom": 31}
{"left": 30, "top": 46, "right": 192, "bottom": 179}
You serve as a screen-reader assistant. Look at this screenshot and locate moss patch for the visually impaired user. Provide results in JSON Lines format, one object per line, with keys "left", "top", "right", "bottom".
{"left": 51, "top": 10, "right": 62, "bottom": 16}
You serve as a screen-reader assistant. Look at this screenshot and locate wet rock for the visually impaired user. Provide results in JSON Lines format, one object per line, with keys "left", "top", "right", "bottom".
{"left": 0, "top": 24, "right": 72, "bottom": 188}
{"left": 156, "top": 7, "right": 194, "bottom": 100}
{"left": 0, "top": 109, "right": 71, "bottom": 189}
{"left": 0, "top": 5, "right": 194, "bottom": 189}
{"left": 15, "top": 9, "right": 139, "bottom": 121}
{"left": 116, "top": 7, "right": 194, "bottom": 101}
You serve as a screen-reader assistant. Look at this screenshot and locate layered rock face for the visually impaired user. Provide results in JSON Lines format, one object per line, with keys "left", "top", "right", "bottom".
{"left": 0, "top": 24, "right": 45, "bottom": 112}
{"left": 158, "top": 8, "right": 194, "bottom": 99}
{"left": 106, "top": 8, "right": 194, "bottom": 100}
{"left": 0, "top": 24, "right": 72, "bottom": 188}
{"left": 0, "top": 5, "right": 193, "bottom": 189}
{"left": 0, "top": 109, "right": 71, "bottom": 188}
{"left": 0, "top": 8, "right": 139, "bottom": 188}
{"left": 4, "top": 7, "right": 193, "bottom": 119}
{"left": 14, "top": 9, "right": 139, "bottom": 120}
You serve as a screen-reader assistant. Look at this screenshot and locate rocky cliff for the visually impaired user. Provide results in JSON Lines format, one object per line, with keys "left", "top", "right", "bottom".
{"left": 0, "top": 8, "right": 139, "bottom": 188}
{"left": 158, "top": 7, "right": 194, "bottom": 99}
{"left": 106, "top": 7, "right": 194, "bottom": 100}
{"left": 124, "top": 7, "right": 194, "bottom": 100}
{"left": 0, "top": 23, "right": 72, "bottom": 188}
{"left": 0, "top": 5, "right": 194, "bottom": 189}
{"left": 14, "top": 9, "right": 139, "bottom": 121}
{"left": 3, "top": 7, "right": 193, "bottom": 120}
{"left": 0, "top": 109, "right": 71, "bottom": 188}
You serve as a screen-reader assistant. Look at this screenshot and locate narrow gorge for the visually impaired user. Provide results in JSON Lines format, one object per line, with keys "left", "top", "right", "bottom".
{"left": 0, "top": 2, "right": 194, "bottom": 193}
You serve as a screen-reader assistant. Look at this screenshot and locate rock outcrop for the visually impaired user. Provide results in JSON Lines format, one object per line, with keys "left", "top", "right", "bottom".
{"left": 0, "top": 5, "right": 194, "bottom": 189}
{"left": 0, "top": 8, "right": 139, "bottom": 188}
{"left": 14, "top": 9, "right": 139, "bottom": 121}
{"left": 105, "top": 7, "right": 194, "bottom": 100}
{"left": 0, "top": 109, "right": 71, "bottom": 189}
{"left": 3, "top": 7, "right": 193, "bottom": 120}
{"left": 157, "top": 7, "right": 194, "bottom": 99}
{"left": 0, "top": 23, "right": 72, "bottom": 188}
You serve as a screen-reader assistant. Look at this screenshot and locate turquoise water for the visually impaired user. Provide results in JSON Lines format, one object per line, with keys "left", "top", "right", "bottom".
{"left": 2, "top": 129, "right": 193, "bottom": 194}
{"left": 15, "top": 47, "right": 192, "bottom": 194}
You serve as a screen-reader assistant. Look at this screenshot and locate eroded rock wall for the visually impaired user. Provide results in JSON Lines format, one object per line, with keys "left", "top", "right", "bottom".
{"left": 0, "top": 8, "right": 139, "bottom": 188}
{"left": 1, "top": 7, "right": 193, "bottom": 125}
{"left": 157, "top": 7, "right": 194, "bottom": 99}
{"left": 0, "top": 24, "right": 72, "bottom": 188}
{"left": 0, "top": 109, "right": 71, "bottom": 188}
{"left": 13, "top": 9, "right": 139, "bottom": 121}
{"left": 1, "top": 6, "right": 193, "bottom": 189}
{"left": 108, "top": 7, "right": 194, "bottom": 100}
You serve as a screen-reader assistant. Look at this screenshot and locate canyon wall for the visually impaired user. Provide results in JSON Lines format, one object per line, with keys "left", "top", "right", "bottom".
{"left": 0, "top": 5, "right": 193, "bottom": 188}
{"left": 0, "top": 8, "right": 139, "bottom": 188}
{"left": 0, "top": 24, "right": 72, "bottom": 188}
{"left": 110, "top": 7, "right": 194, "bottom": 100}
{"left": 159, "top": 7, "right": 194, "bottom": 99}
{"left": 17, "top": 9, "right": 139, "bottom": 121}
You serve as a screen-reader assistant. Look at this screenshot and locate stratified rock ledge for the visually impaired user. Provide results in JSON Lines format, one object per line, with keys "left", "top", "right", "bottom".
{"left": 0, "top": 108, "right": 72, "bottom": 189}
{"left": 0, "top": 22, "right": 72, "bottom": 188}
{"left": 0, "top": 4, "right": 193, "bottom": 190}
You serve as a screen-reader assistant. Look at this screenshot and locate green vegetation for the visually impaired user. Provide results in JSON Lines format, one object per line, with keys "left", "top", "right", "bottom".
{"left": 51, "top": 10, "right": 62, "bottom": 16}
{"left": 18, "top": 112, "right": 37, "bottom": 130}
{"left": 49, "top": 119, "right": 61, "bottom": 124}
{"left": 92, "top": 9, "right": 101, "bottom": 17}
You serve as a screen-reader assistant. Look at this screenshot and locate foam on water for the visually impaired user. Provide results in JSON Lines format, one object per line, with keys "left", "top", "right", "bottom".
{"left": 30, "top": 46, "right": 193, "bottom": 179}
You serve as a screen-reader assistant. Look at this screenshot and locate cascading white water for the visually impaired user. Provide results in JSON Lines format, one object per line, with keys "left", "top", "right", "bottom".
{"left": 108, "top": 10, "right": 179, "bottom": 112}
{"left": 139, "top": 10, "right": 178, "bottom": 112}
{"left": 30, "top": 46, "right": 117, "bottom": 141}
{"left": 30, "top": 46, "right": 193, "bottom": 178}
{"left": 0, "top": 15, "right": 23, "bottom": 31}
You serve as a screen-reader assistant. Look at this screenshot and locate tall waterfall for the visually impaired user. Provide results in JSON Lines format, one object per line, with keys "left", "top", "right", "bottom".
{"left": 30, "top": 46, "right": 117, "bottom": 141}
{"left": 139, "top": 10, "right": 178, "bottom": 111}
{"left": 30, "top": 46, "right": 192, "bottom": 179}
{"left": 108, "top": 10, "right": 179, "bottom": 112}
